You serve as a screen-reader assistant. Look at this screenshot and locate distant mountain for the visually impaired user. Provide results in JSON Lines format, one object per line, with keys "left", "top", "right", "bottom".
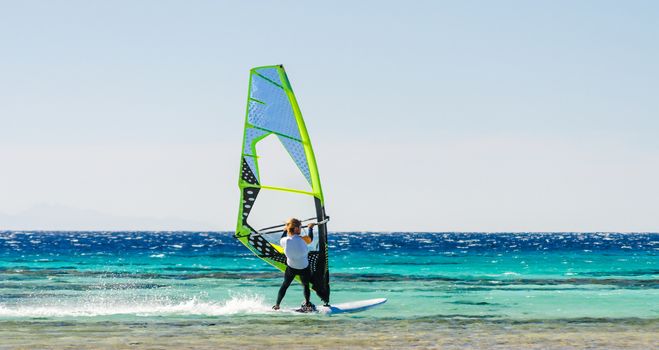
{"left": 0, "top": 203, "right": 218, "bottom": 231}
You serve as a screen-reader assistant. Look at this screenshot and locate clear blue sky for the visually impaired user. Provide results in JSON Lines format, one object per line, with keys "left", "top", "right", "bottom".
{"left": 1, "top": 1, "right": 658, "bottom": 231}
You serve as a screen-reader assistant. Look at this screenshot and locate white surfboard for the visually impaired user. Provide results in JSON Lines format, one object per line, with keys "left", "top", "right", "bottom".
{"left": 318, "top": 298, "right": 387, "bottom": 315}
{"left": 286, "top": 298, "right": 387, "bottom": 314}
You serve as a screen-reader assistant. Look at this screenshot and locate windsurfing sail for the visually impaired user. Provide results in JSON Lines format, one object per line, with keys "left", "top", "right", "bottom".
{"left": 234, "top": 65, "right": 330, "bottom": 304}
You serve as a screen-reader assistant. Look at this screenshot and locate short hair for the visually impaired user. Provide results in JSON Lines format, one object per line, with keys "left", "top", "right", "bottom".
{"left": 286, "top": 218, "right": 301, "bottom": 233}
{"left": 287, "top": 218, "right": 301, "bottom": 227}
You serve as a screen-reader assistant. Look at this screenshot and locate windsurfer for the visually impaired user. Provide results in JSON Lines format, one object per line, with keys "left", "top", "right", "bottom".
{"left": 272, "top": 218, "right": 316, "bottom": 311}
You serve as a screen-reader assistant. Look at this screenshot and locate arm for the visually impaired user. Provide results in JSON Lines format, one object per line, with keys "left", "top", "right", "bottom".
{"left": 302, "top": 223, "right": 315, "bottom": 244}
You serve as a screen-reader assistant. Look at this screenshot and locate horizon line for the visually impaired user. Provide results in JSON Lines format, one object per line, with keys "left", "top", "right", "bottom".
{"left": 1, "top": 230, "right": 657, "bottom": 234}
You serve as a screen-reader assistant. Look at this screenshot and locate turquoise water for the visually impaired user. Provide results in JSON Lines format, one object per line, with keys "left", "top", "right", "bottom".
{"left": 0, "top": 231, "right": 657, "bottom": 349}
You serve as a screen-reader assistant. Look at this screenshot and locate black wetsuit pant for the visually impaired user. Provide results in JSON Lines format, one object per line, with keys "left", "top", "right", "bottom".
{"left": 276, "top": 265, "right": 311, "bottom": 305}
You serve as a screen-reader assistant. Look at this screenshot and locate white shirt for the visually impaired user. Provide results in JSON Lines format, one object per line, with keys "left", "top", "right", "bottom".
{"left": 279, "top": 235, "right": 309, "bottom": 269}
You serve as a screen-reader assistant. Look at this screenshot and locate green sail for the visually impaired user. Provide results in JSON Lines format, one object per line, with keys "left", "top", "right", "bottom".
{"left": 235, "top": 65, "right": 330, "bottom": 304}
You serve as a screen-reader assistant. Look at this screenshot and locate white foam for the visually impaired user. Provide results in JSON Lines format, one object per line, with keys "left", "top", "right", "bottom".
{"left": 0, "top": 294, "right": 273, "bottom": 318}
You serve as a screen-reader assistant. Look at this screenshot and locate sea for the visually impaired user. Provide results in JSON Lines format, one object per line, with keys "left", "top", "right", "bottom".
{"left": 0, "top": 231, "right": 657, "bottom": 349}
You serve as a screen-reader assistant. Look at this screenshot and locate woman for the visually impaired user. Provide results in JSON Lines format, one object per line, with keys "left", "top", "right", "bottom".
{"left": 272, "top": 218, "right": 315, "bottom": 311}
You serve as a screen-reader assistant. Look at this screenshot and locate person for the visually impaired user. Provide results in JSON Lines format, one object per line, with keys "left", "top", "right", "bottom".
{"left": 272, "top": 218, "right": 316, "bottom": 311}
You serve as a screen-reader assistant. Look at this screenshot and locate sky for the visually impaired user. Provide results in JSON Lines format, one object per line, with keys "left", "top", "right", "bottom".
{"left": 1, "top": 1, "right": 658, "bottom": 232}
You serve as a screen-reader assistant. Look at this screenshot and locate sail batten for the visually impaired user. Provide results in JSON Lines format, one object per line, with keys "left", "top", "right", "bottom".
{"left": 235, "top": 65, "right": 330, "bottom": 304}
{"left": 249, "top": 125, "right": 303, "bottom": 142}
